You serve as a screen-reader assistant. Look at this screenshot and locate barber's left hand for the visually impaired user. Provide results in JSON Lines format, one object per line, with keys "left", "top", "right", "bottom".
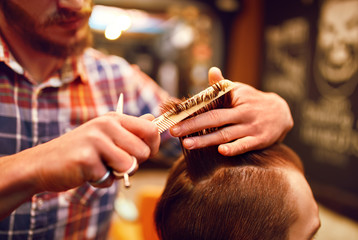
{"left": 169, "top": 67, "right": 293, "bottom": 156}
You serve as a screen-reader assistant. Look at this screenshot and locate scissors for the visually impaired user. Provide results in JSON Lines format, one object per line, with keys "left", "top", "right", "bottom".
{"left": 90, "top": 93, "right": 138, "bottom": 188}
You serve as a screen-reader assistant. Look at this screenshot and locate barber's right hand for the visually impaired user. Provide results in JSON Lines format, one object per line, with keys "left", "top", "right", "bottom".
{"left": 30, "top": 112, "right": 160, "bottom": 191}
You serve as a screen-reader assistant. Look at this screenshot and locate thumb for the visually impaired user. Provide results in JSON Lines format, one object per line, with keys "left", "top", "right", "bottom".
{"left": 140, "top": 113, "right": 155, "bottom": 121}
{"left": 208, "top": 67, "right": 225, "bottom": 85}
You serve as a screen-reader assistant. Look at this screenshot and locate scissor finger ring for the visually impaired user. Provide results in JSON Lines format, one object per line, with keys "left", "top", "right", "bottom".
{"left": 113, "top": 156, "right": 138, "bottom": 188}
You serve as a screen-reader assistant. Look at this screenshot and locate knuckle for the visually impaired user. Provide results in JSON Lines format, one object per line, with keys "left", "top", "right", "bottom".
{"left": 236, "top": 141, "right": 252, "bottom": 154}
{"left": 226, "top": 142, "right": 244, "bottom": 156}
{"left": 252, "top": 136, "right": 264, "bottom": 149}
{"left": 218, "top": 129, "right": 231, "bottom": 143}
{"left": 98, "top": 113, "right": 120, "bottom": 127}
{"left": 252, "top": 135, "right": 268, "bottom": 150}
{"left": 143, "top": 146, "right": 151, "bottom": 159}
{"left": 151, "top": 141, "right": 160, "bottom": 156}
{"left": 147, "top": 123, "right": 159, "bottom": 136}
{"left": 239, "top": 84, "right": 254, "bottom": 95}
{"left": 249, "top": 120, "right": 262, "bottom": 132}
{"left": 89, "top": 118, "right": 110, "bottom": 131}
{"left": 138, "top": 146, "right": 151, "bottom": 161}
{"left": 77, "top": 147, "right": 97, "bottom": 167}
{"left": 86, "top": 129, "right": 104, "bottom": 143}
{"left": 207, "top": 110, "right": 220, "bottom": 122}
{"left": 287, "top": 116, "right": 294, "bottom": 129}
{"left": 190, "top": 137, "right": 200, "bottom": 148}
{"left": 105, "top": 111, "right": 119, "bottom": 118}
{"left": 184, "top": 118, "right": 197, "bottom": 132}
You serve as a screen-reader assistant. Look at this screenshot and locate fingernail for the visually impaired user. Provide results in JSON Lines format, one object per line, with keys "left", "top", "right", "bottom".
{"left": 219, "top": 145, "right": 229, "bottom": 155}
{"left": 183, "top": 138, "right": 194, "bottom": 149}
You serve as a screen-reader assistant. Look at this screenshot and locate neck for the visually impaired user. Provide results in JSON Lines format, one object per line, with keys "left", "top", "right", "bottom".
{"left": 2, "top": 29, "right": 65, "bottom": 84}
{"left": 0, "top": 18, "right": 65, "bottom": 84}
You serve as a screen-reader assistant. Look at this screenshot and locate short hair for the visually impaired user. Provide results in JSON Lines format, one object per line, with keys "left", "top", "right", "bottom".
{"left": 154, "top": 143, "right": 302, "bottom": 240}
{"left": 154, "top": 91, "right": 303, "bottom": 240}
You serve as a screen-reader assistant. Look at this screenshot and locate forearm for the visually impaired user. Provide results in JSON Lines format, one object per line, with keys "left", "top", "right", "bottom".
{"left": 0, "top": 149, "right": 41, "bottom": 220}
{"left": 0, "top": 113, "right": 162, "bottom": 220}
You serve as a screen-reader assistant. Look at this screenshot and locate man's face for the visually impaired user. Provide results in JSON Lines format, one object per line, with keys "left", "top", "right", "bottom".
{"left": 0, "top": 0, "right": 93, "bottom": 58}
{"left": 317, "top": 0, "right": 358, "bottom": 83}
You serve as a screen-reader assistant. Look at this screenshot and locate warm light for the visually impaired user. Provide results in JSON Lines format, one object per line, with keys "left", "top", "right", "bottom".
{"left": 171, "top": 23, "right": 194, "bottom": 49}
{"left": 90, "top": 5, "right": 167, "bottom": 35}
{"left": 90, "top": 5, "right": 132, "bottom": 39}
{"left": 103, "top": 14, "right": 132, "bottom": 40}
{"left": 105, "top": 24, "right": 122, "bottom": 40}
{"left": 117, "top": 15, "right": 132, "bottom": 31}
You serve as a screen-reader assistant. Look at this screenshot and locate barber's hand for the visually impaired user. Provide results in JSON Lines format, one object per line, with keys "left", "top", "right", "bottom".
{"left": 170, "top": 67, "right": 293, "bottom": 156}
{"left": 31, "top": 113, "right": 160, "bottom": 191}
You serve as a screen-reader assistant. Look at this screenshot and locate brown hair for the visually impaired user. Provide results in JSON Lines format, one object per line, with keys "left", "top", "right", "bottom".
{"left": 155, "top": 92, "right": 302, "bottom": 240}
{"left": 155, "top": 144, "right": 302, "bottom": 240}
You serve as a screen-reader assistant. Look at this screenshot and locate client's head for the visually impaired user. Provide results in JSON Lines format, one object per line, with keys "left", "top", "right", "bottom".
{"left": 154, "top": 92, "right": 320, "bottom": 240}
{"left": 155, "top": 143, "right": 320, "bottom": 240}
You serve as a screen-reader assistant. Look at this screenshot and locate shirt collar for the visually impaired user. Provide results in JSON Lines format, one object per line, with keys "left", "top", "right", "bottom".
{"left": 0, "top": 36, "right": 88, "bottom": 87}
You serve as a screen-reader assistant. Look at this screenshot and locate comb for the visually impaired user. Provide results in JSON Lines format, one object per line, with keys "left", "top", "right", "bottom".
{"left": 153, "top": 79, "right": 236, "bottom": 134}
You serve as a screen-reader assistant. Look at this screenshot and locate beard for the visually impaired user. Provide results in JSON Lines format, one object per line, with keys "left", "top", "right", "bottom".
{"left": 0, "top": 1, "right": 93, "bottom": 58}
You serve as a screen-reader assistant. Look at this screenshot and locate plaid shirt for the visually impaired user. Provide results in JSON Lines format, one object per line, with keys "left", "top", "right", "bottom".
{"left": 0, "top": 37, "right": 172, "bottom": 240}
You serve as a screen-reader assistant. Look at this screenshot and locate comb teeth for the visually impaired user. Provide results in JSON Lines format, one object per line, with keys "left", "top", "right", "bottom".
{"left": 153, "top": 79, "right": 235, "bottom": 134}
{"left": 153, "top": 115, "right": 177, "bottom": 134}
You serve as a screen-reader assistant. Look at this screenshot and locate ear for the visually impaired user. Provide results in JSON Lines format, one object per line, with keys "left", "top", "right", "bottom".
{"left": 208, "top": 67, "right": 224, "bottom": 85}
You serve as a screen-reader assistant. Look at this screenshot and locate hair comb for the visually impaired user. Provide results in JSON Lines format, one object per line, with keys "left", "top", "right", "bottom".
{"left": 153, "top": 79, "right": 236, "bottom": 134}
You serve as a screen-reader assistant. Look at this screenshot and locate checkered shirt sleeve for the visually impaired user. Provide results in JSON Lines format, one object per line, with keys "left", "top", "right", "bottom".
{"left": 0, "top": 47, "right": 178, "bottom": 240}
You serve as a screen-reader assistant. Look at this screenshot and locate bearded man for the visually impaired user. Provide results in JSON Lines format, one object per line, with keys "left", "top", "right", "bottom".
{"left": 0, "top": 1, "right": 293, "bottom": 239}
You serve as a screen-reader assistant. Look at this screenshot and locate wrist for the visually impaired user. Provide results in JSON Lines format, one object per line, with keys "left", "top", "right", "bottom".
{"left": 0, "top": 149, "right": 43, "bottom": 198}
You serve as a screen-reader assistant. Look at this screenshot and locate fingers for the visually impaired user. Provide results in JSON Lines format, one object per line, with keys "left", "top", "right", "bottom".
{"left": 87, "top": 113, "right": 159, "bottom": 186}
{"left": 91, "top": 144, "right": 139, "bottom": 188}
{"left": 208, "top": 67, "right": 225, "bottom": 85}
{"left": 34, "top": 112, "right": 160, "bottom": 191}
{"left": 111, "top": 123, "right": 152, "bottom": 162}
{"left": 170, "top": 108, "right": 241, "bottom": 137}
{"left": 180, "top": 129, "right": 265, "bottom": 157}
{"left": 98, "top": 135, "right": 138, "bottom": 170}
{"left": 180, "top": 124, "right": 249, "bottom": 150}
{"left": 170, "top": 79, "right": 293, "bottom": 157}
{"left": 116, "top": 156, "right": 138, "bottom": 177}
{"left": 140, "top": 113, "right": 155, "bottom": 121}
{"left": 181, "top": 131, "right": 267, "bottom": 157}
{"left": 218, "top": 136, "right": 262, "bottom": 156}
{"left": 119, "top": 114, "right": 160, "bottom": 159}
